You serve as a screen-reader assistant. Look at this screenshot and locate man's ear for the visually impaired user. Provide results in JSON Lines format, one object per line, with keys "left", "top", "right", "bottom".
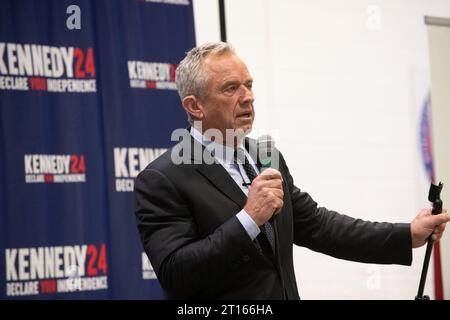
{"left": 182, "top": 95, "right": 204, "bottom": 120}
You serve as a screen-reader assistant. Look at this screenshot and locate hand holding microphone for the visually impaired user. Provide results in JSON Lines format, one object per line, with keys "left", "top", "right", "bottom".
{"left": 243, "top": 135, "right": 284, "bottom": 226}
{"left": 244, "top": 168, "right": 284, "bottom": 226}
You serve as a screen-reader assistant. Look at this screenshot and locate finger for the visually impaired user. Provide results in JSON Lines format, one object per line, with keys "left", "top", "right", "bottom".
{"left": 431, "top": 232, "right": 444, "bottom": 241}
{"left": 258, "top": 173, "right": 282, "bottom": 182}
{"left": 260, "top": 187, "right": 283, "bottom": 200}
{"left": 433, "top": 223, "right": 446, "bottom": 234}
{"left": 268, "top": 188, "right": 284, "bottom": 200}
{"left": 252, "top": 178, "right": 282, "bottom": 191}
{"left": 429, "top": 213, "right": 450, "bottom": 226}
{"left": 272, "top": 198, "right": 284, "bottom": 214}
{"left": 256, "top": 179, "right": 283, "bottom": 189}
{"left": 259, "top": 168, "right": 282, "bottom": 180}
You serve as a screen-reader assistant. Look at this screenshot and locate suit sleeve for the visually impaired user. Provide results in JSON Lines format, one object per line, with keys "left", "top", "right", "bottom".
{"left": 279, "top": 154, "right": 412, "bottom": 265}
{"left": 134, "top": 167, "right": 258, "bottom": 299}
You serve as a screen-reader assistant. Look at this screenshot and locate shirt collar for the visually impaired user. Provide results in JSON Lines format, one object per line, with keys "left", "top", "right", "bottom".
{"left": 190, "top": 127, "right": 242, "bottom": 167}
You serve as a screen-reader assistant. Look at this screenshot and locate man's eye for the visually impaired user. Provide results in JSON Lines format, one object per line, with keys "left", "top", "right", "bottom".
{"left": 224, "top": 86, "right": 237, "bottom": 93}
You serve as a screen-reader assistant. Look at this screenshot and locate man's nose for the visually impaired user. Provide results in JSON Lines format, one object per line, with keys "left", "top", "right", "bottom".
{"left": 238, "top": 85, "right": 254, "bottom": 104}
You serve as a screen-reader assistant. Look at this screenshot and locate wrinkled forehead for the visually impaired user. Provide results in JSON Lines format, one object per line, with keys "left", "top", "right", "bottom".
{"left": 202, "top": 53, "right": 251, "bottom": 82}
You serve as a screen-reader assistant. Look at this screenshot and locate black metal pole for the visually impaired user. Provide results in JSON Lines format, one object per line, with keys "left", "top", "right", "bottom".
{"left": 416, "top": 239, "right": 434, "bottom": 299}
{"left": 415, "top": 182, "right": 444, "bottom": 300}
{"left": 218, "top": 0, "right": 227, "bottom": 42}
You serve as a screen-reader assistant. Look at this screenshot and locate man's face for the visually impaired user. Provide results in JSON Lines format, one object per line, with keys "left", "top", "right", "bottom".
{"left": 197, "top": 53, "right": 255, "bottom": 142}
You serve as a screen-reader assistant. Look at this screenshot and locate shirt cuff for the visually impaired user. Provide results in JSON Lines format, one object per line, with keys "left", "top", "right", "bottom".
{"left": 236, "top": 209, "right": 260, "bottom": 240}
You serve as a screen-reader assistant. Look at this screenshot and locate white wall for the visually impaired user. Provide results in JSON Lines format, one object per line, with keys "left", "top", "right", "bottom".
{"left": 193, "top": 0, "right": 450, "bottom": 299}
{"left": 427, "top": 20, "right": 450, "bottom": 299}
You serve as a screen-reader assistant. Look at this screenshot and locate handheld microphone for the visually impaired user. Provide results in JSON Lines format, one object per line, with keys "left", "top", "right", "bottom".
{"left": 257, "top": 135, "right": 280, "bottom": 220}
{"left": 240, "top": 135, "right": 275, "bottom": 187}
{"left": 257, "top": 135, "right": 275, "bottom": 171}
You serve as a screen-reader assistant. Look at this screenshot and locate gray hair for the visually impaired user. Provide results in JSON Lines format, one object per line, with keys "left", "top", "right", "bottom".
{"left": 175, "top": 42, "right": 235, "bottom": 124}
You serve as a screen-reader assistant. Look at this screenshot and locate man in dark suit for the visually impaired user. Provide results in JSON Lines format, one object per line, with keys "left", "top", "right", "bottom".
{"left": 134, "top": 42, "right": 449, "bottom": 299}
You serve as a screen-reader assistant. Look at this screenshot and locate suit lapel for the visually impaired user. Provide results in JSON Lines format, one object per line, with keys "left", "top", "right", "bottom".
{"left": 187, "top": 132, "right": 247, "bottom": 208}
{"left": 196, "top": 164, "right": 247, "bottom": 208}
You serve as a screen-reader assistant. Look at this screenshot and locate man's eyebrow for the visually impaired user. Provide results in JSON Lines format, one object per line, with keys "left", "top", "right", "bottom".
{"left": 221, "top": 79, "right": 253, "bottom": 88}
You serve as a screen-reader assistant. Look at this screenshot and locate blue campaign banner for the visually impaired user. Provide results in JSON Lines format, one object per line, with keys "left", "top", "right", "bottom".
{"left": 0, "top": 0, "right": 195, "bottom": 299}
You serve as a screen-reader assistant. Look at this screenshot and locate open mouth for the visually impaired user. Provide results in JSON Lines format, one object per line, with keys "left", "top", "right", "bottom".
{"left": 237, "top": 112, "right": 251, "bottom": 119}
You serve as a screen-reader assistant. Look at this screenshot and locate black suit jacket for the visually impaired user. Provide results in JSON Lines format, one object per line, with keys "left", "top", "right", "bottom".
{"left": 134, "top": 132, "right": 412, "bottom": 299}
